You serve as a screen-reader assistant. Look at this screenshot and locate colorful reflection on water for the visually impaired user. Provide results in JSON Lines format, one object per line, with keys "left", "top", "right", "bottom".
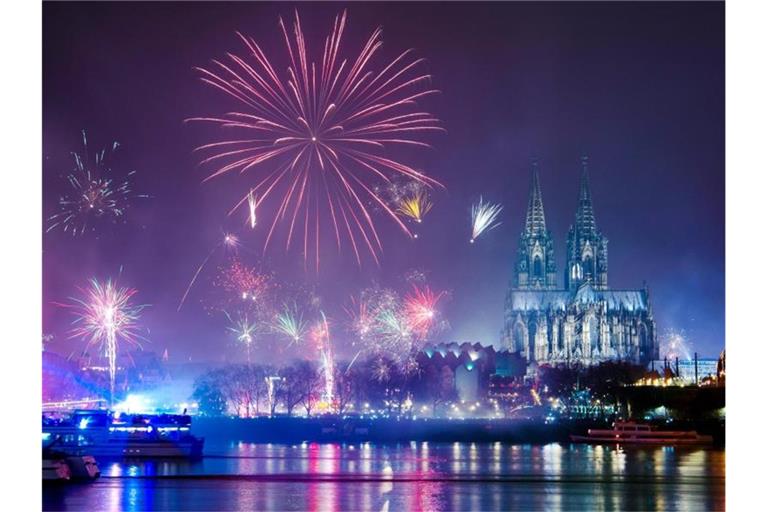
{"left": 43, "top": 442, "right": 725, "bottom": 511}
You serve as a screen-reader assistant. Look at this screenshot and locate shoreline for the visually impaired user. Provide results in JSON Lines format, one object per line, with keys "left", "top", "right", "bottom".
{"left": 193, "top": 416, "right": 725, "bottom": 447}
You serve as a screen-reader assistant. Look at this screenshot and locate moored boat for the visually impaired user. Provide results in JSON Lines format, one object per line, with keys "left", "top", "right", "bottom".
{"left": 42, "top": 451, "right": 71, "bottom": 482}
{"left": 570, "top": 421, "right": 713, "bottom": 445}
{"left": 43, "top": 409, "right": 204, "bottom": 459}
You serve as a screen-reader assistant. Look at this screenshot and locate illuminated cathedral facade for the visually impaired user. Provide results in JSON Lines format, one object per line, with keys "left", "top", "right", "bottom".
{"left": 500, "top": 158, "right": 658, "bottom": 366}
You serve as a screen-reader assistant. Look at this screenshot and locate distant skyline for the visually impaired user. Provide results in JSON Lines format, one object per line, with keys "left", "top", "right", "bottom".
{"left": 43, "top": 2, "right": 724, "bottom": 361}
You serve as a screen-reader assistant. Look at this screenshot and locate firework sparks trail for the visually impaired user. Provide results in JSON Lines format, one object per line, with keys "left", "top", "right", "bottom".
{"left": 376, "top": 308, "right": 413, "bottom": 349}
{"left": 47, "top": 131, "right": 148, "bottom": 236}
{"left": 396, "top": 189, "right": 433, "bottom": 225}
{"left": 217, "top": 259, "right": 271, "bottom": 303}
{"left": 345, "top": 295, "right": 373, "bottom": 339}
{"left": 345, "top": 286, "right": 412, "bottom": 371}
{"left": 189, "top": 10, "right": 444, "bottom": 269}
{"left": 345, "top": 350, "right": 362, "bottom": 374}
{"left": 177, "top": 233, "right": 241, "bottom": 311}
{"left": 372, "top": 357, "right": 392, "bottom": 383}
{"left": 226, "top": 312, "right": 259, "bottom": 362}
{"left": 660, "top": 328, "right": 693, "bottom": 361}
{"left": 311, "top": 312, "right": 334, "bottom": 402}
{"left": 59, "top": 278, "right": 147, "bottom": 404}
{"left": 247, "top": 189, "right": 258, "bottom": 228}
{"left": 404, "top": 268, "right": 427, "bottom": 284}
{"left": 274, "top": 304, "right": 309, "bottom": 345}
{"left": 403, "top": 284, "right": 445, "bottom": 340}
{"left": 470, "top": 197, "right": 503, "bottom": 243}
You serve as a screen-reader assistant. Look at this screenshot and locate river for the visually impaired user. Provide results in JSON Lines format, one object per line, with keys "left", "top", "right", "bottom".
{"left": 43, "top": 441, "right": 724, "bottom": 511}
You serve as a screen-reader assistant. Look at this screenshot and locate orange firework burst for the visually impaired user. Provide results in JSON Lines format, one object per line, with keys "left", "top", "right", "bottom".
{"left": 189, "top": 10, "right": 443, "bottom": 270}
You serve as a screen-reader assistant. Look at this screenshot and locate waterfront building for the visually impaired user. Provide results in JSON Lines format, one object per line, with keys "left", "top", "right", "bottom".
{"left": 500, "top": 158, "right": 658, "bottom": 366}
{"left": 418, "top": 342, "right": 526, "bottom": 401}
{"left": 649, "top": 358, "right": 719, "bottom": 385}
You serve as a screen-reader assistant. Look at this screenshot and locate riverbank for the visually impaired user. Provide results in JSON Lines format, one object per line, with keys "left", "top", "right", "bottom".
{"left": 193, "top": 416, "right": 725, "bottom": 446}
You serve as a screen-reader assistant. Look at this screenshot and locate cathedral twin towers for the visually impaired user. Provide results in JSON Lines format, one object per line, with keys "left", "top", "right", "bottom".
{"left": 501, "top": 158, "right": 658, "bottom": 367}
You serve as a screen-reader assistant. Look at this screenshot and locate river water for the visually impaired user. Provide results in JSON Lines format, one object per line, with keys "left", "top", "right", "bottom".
{"left": 43, "top": 441, "right": 724, "bottom": 511}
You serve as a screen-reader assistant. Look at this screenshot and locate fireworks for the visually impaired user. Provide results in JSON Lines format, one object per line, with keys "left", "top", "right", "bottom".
{"left": 372, "top": 357, "right": 393, "bottom": 383}
{"left": 396, "top": 189, "right": 433, "bottom": 225}
{"left": 311, "top": 312, "right": 334, "bottom": 402}
{"left": 403, "top": 268, "right": 428, "bottom": 285}
{"left": 470, "top": 197, "right": 503, "bottom": 243}
{"left": 347, "top": 282, "right": 446, "bottom": 370}
{"left": 274, "top": 305, "right": 309, "bottom": 345}
{"left": 190, "top": 10, "right": 443, "bottom": 269}
{"left": 403, "top": 285, "right": 444, "bottom": 340}
{"left": 47, "top": 131, "right": 147, "bottom": 236}
{"left": 345, "top": 295, "right": 373, "bottom": 339}
{"left": 60, "top": 278, "right": 147, "bottom": 404}
{"left": 177, "top": 233, "right": 243, "bottom": 311}
{"left": 226, "top": 313, "right": 259, "bottom": 362}
{"left": 217, "top": 259, "right": 271, "bottom": 303}
{"left": 247, "top": 189, "right": 258, "bottom": 228}
{"left": 660, "top": 328, "right": 693, "bottom": 361}
{"left": 376, "top": 308, "right": 412, "bottom": 348}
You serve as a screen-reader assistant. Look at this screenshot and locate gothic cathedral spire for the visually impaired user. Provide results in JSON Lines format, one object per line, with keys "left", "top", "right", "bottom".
{"left": 515, "top": 160, "right": 557, "bottom": 290}
{"left": 575, "top": 156, "right": 597, "bottom": 237}
{"left": 525, "top": 159, "right": 547, "bottom": 237}
{"left": 565, "top": 156, "right": 609, "bottom": 290}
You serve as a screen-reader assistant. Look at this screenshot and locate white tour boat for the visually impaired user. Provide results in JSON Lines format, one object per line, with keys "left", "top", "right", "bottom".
{"left": 43, "top": 409, "right": 204, "bottom": 459}
{"left": 570, "top": 421, "right": 714, "bottom": 445}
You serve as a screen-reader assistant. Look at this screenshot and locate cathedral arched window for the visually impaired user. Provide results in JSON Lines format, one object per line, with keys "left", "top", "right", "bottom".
{"left": 589, "top": 317, "right": 599, "bottom": 353}
{"left": 571, "top": 263, "right": 582, "bottom": 281}
{"left": 638, "top": 324, "right": 648, "bottom": 356}
{"left": 532, "top": 256, "right": 543, "bottom": 278}
{"left": 528, "top": 320, "right": 538, "bottom": 357}
{"left": 583, "top": 256, "right": 593, "bottom": 278}
{"left": 513, "top": 323, "right": 526, "bottom": 354}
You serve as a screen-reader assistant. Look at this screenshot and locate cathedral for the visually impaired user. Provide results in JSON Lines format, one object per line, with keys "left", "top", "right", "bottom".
{"left": 500, "top": 158, "right": 658, "bottom": 367}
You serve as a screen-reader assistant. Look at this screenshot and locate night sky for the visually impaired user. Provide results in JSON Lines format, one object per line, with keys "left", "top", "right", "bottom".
{"left": 42, "top": 2, "right": 724, "bottom": 362}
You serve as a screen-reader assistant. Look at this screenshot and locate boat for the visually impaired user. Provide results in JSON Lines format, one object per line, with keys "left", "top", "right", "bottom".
{"left": 42, "top": 450, "right": 71, "bottom": 482}
{"left": 42, "top": 445, "right": 100, "bottom": 482}
{"left": 43, "top": 409, "right": 205, "bottom": 459}
{"left": 570, "top": 420, "right": 714, "bottom": 445}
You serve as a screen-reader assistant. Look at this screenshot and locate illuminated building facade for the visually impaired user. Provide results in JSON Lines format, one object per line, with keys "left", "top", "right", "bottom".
{"left": 501, "top": 158, "right": 658, "bottom": 366}
{"left": 418, "top": 342, "right": 526, "bottom": 401}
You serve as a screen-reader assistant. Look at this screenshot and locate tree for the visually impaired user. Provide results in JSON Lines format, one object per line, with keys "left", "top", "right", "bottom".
{"left": 192, "top": 369, "right": 227, "bottom": 416}
{"left": 293, "top": 360, "right": 323, "bottom": 416}
{"left": 538, "top": 365, "right": 579, "bottom": 397}
{"left": 333, "top": 361, "right": 366, "bottom": 414}
{"left": 236, "top": 364, "right": 269, "bottom": 417}
{"left": 581, "top": 361, "right": 645, "bottom": 399}
{"left": 277, "top": 361, "right": 310, "bottom": 416}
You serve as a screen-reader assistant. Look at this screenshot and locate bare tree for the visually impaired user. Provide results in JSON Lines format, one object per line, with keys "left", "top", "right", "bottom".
{"left": 294, "top": 360, "right": 323, "bottom": 416}
{"left": 277, "top": 362, "right": 309, "bottom": 416}
{"left": 333, "top": 361, "right": 362, "bottom": 414}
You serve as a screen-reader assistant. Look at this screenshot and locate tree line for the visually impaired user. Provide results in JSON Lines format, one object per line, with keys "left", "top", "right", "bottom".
{"left": 191, "top": 356, "right": 458, "bottom": 417}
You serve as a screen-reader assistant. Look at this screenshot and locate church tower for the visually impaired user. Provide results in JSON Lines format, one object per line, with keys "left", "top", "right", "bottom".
{"left": 565, "top": 157, "right": 609, "bottom": 290}
{"left": 515, "top": 160, "right": 557, "bottom": 289}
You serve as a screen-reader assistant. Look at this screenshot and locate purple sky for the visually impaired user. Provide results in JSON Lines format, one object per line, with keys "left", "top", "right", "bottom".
{"left": 42, "top": 2, "right": 724, "bottom": 362}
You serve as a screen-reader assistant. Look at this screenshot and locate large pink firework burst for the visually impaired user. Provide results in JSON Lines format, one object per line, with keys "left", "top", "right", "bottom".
{"left": 189, "top": 10, "right": 443, "bottom": 270}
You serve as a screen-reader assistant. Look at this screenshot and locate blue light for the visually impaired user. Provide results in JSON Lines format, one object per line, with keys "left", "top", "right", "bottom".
{"left": 78, "top": 418, "right": 90, "bottom": 429}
